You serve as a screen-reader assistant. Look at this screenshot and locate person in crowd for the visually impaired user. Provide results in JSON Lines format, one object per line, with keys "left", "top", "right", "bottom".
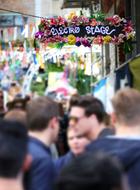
{"left": 79, "top": 88, "right": 140, "bottom": 190}
{"left": 0, "top": 89, "right": 5, "bottom": 118}
{"left": 4, "top": 109, "right": 27, "bottom": 127}
{"left": 24, "top": 96, "right": 60, "bottom": 190}
{"left": 55, "top": 126, "right": 90, "bottom": 175}
{"left": 55, "top": 152, "right": 129, "bottom": 190}
{"left": 69, "top": 95, "right": 115, "bottom": 140}
{"left": 56, "top": 94, "right": 80, "bottom": 155}
{"left": 67, "top": 93, "right": 80, "bottom": 113}
{"left": 0, "top": 119, "right": 30, "bottom": 190}
{"left": 6, "top": 96, "right": 30, "bottom": 111}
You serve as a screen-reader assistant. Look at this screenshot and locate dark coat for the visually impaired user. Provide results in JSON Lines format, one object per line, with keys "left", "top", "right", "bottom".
{"left": 24, "top": 137, "right": 56, "bottom": 190}
{"left": 54, "top": 151, "right": 75, "bottom": 176}
{"left": 87, "top": 137, "right": 140, "bottom": 190}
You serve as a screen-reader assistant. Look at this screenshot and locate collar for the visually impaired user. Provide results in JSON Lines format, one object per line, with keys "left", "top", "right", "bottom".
{"left": 29, "top": 136, "right": 51, "bottom": 155}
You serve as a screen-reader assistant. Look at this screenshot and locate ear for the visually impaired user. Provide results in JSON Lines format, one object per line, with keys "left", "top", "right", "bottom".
{"left": 90, "top": 114, "right": 98, "bottom": 124}
{"left": 22, "top": 154, "right": 32, "bottom": 172}
{"left": 110, "top": 112, "right": 117, "bottom": 126}
{"left": 49, "top": 117, "right": 58, "bottom": 129}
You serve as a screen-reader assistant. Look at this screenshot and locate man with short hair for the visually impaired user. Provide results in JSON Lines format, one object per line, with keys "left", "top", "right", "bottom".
{"left": 24, "top": 96, "right": 60, "bottom": 190}
{"left": 84, "top": 88, "right": 140, "bottom": 190}
{"left": 4, "top": 109, "right": 27, "bottom": 126}
{"left": 69, "top": 95, "right": 114, "bottom": 140}
{"left": 0, "top": 119, "right": 29, "bottom": 190}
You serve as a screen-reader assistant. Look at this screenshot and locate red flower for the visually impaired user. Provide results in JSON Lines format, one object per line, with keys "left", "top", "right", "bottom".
{"left": 57, "top": 16, "right": 66, "bottom": 25}
{"left": 90, "top": 19, "right": 97, "bottom": 26}
{"left": 50, "top": 18, "right": 57, "bottom": 25}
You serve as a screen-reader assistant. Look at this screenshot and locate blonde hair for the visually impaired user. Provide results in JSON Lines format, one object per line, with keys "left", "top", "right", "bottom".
{"left": 112, "top": 88, "right": 140, "bottom": 126}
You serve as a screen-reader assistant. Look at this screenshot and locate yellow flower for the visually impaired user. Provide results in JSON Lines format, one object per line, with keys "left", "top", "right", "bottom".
{"left": 67, "top": 11, "right": 76, "bottom": 20}
{"left": 103, "top": 36, "right": 112, "bottom": 43}
{"left": 127, "top": 33, "right": 135, "bottom": 40}
{"left": 68, "top": 34, "right": 76, "bottom": 45}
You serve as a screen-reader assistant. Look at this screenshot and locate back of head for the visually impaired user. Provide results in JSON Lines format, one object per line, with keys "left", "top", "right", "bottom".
{"left": 6, "top": 97, "right": 29, "bottom": 111}
{"left": 112, "top": 88, "right": 140, "bottom": 126}
{"left": 26, "top": 96, "right": 59, "bottom": 131}
{"left": 4, "top": 109, "right": 27, "bottom": 127}
{"left": 56, "top": 152, "right": 126, "bottom": 190}
{"left": 0, "top": 119, "right": 27, "bottom": 178}
{"left": 77, "top": 95, "right": 106, "bottom": 123}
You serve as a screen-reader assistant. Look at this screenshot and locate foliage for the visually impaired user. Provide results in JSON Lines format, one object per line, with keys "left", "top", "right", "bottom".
{"left": 31, "top": 62, "right": 94, "bottom": 95}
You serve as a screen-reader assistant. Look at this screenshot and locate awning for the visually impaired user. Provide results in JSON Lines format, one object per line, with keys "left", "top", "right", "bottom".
{"left": 61, "top": 0, "right": 97, "bottom": 9}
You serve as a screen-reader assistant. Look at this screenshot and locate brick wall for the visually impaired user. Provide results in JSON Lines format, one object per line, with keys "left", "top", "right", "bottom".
{"left": 0, "top": 0, "right": 35, "bottom": 15}
{"left": 0, "top": 0, "right": 72, "bottom": 18}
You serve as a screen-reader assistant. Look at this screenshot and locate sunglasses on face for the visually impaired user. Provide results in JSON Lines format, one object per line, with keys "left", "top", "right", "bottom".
{"left": 68, "top": 116, "right": 84, "bottom": 123}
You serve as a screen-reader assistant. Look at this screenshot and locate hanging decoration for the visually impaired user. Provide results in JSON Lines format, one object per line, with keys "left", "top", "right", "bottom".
{"left": 35, "top": 13, "right": 135, "bottom": 51}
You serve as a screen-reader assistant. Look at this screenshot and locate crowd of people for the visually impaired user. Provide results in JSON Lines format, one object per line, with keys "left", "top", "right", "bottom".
{"left": 0, "top": 87, "right": 140, "bottom": 190}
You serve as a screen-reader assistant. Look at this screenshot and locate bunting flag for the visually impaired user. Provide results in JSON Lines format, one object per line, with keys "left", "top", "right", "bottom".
{"left": 21, "top": 24, "right": 29, "bottom": 38}
{"left": 93, "top": 78, "right": 107, "bottom": 109}
{"left": 37, "top": 53, "right": 45, "bottom": 69}
{"left": 93, "top": 73, "right": 115, "bottom": 113}
{"left": 22, "top": 53, "right": 40, "bottom": 97}
{"left": 13, "top": 27, "right": 17, "bottom": 41}
{"left": 106, "top": 73, "right": 115, "bottom": 113}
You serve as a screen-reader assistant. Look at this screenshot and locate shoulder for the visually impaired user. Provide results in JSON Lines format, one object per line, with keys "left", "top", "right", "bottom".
{"left": 55, "top": 152, "right": 73, "bottom": 172}
{"left": 28, "top": 137, "right": 51, "bottom": 159}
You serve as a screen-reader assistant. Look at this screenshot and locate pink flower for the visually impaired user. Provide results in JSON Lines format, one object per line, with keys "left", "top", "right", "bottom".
{"left": 71, "top": 16, "right": 79, "bottom": 25}
{"left": 35, "top": 31, "right": 44, "bottom": 39}
{"left": 81, "top": 38, "right": 91, "bottom": 47}
{"left": 90, "top": 19, "right": 97, "bottom": 26}
{"left": 50, "top": 18, "right": 57, "bottom": 25}
{"left": 106, "top": 15, "right": 121, "bottom": 25}
{"left": 57, "top": 16, "right": 66, "bottom": 26}
{"left": 111, "top": 36, "right": 119, "bottom": 44}
{"left": 93, "top": 36, "right": 103, "bottom": 45}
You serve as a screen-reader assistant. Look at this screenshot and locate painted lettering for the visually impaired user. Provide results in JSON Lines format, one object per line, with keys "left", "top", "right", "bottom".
{"left": 86, "top": 26, "right": 91, "bottom": 34}
{"left": 51, "top": 27, "right": 57, "bottom": 36}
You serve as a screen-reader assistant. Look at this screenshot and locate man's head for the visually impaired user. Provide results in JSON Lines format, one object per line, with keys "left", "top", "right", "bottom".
{"left": 26, "top": 96, "right": 60, "bottom": 142}
{"left": 111, "top": 88, "right": 140, "bottom": 127}
{"left": 56, "top": 152, "right": 129, "bottom": 190}
{"left": 0, "top": 119, "right": 28, "bottom": 178}
{"left": 4, "top": 109, "right": 27, "bottom": 127}
{"left": 69, "top": 96, "right": 106, "bottom": 139}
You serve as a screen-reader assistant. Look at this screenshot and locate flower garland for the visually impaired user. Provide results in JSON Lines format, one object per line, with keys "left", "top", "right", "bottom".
{"left": 35, "top": 13, "right": 135, "bottom": 51}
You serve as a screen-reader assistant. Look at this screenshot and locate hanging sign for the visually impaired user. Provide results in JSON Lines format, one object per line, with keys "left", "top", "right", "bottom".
{"left": 35, "top": 14, "right": 135, "bottom": 51}
{"left": 49, "top": 25, "right": 123, "bottom": 38}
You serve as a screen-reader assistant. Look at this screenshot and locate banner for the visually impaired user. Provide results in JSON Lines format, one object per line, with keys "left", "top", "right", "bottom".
{"left": 49, "top": 25, "right": 123, "bottom": 38}
{"left": 93, "top": 74, "right": 115, "bottom": 113}
{"left": 94, "top": 78, "right": 107, "bottom": 108}
{"left": 115, "top": 63, "right": 133, "bottom": 90}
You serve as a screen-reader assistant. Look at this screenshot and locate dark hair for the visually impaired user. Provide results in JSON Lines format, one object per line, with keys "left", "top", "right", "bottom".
{"left": 68, "top": 94, "right": 80, "bottom": 112}
{"left": 76, "top": 96, "right": 106, "bottom": 123}
{"left": 4, "top": 109, "right": 27, "bottom": 127}
{"left": 0, "top": 119, "right": 28, "bottom": 178}
{"left": 26, "top": 96, "right": 59, "bottom": 131}
{"left": 56, "top": 152, "right": 125, "bottom": 190}
{"left": 7, "top": 97, "right": 29, "bottom": 111}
